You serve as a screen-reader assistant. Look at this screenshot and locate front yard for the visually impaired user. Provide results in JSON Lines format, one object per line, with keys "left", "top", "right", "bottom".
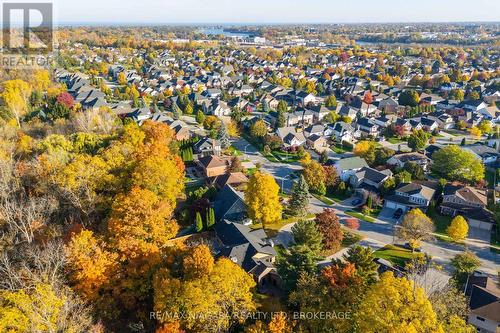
{"left": 374, "top": 244, "right": 416, "bottom": 267}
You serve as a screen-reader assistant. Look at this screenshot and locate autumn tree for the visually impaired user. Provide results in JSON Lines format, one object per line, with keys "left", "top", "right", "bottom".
{"left": 353, "top": 140, "right": 376, "bottom": 165}
{"left": 398, "top": 89, "right": 420, "bottom": 107}
{"left": 446, "top": 215, "right": 469, "bottom": 242}
{"left": 315, "top": 208, "right": 343, "bottom": 251}
{"left": 1, "top": 80, "right": 32, "bottom": 126}
{"left": 250, "top": 119, "right": 268, "bottom": 139}
{"left": 354, "top": 272, "right": 442, "bottom": 332}
{"left": 107, "top": 187, "right": 179, "bottom": 261}
{"left": 395, "top": 208, "right": 435, "bottom": 250}
{"left": 154, "top": 253, "right": 255, "bottom": 332}
{"left": 244, "top": 172, "right": 282, "bottom": 226}
{"left": 302, "top": 160, "right": 326, "bottom": 194}
{"left": 451, "top": 251, "right": 481, "bottom": 285}
{"left": 65, "top": 229, "right": 118, "bottom": 301}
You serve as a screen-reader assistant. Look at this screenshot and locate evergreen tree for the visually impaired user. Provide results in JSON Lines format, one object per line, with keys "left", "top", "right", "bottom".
{"left": 288, "top": 175, "right": 310, "bottom": 216}
{"left": 206, "top": 208, "right": 215, "bottom": 230}
{"left": 343, "top": 245, "right": 379, "bottom": 284}
{"left": 319, "top": 150, "right": 328, "bottom": 164}
{"left": 291, "top": 219, "right": 323, "bottom": 254}
{"left": 217, "top": 122, "right": 231, "bottom": 149}
{"left": 195, "top": 212, "right": 203, "bottom": 232}
{"left": 460, "top": 138, "right": 466, "bottom": 146}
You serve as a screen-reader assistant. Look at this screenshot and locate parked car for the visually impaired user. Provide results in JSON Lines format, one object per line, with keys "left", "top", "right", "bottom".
{"left": 351, "top": 199, "right": 362, "bottom": 206}
{"left": 393, "top": 208, "right": 403, "bottom": 219}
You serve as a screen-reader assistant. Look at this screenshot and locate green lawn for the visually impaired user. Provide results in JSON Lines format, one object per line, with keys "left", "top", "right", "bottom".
{"left": 427, "top": 207, "right": 453, "bottom": 235}
{"left": 313, "top": 194, "right": 336, "bottom": 205}
{"left": 331, "top": 143, "right": 353, "bottom": 154}
{"left": 345, "top": 210, "right": 376, "bottom": 223}
{"left": 374, "top": 244, "right": 416, "bottom": 267}
{"left": 387, "top": 137, "right": 405, "bottom": 144}
{"left": 326, "top": 190, "right": 351, "bottom": 202}
{"left": 227, "top": 146, "right": 242, "bottom": 156}
{"left": 252, "top": 213, "right": 316, "bottom": 238}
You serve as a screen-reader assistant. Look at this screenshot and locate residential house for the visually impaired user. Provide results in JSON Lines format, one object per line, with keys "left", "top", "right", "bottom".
{"left": 462, "top": 144, "right": 499, "bottom": 165}
{"left": 328, "top": 121, "right": 358, "bottom": 143}
{"left": 356, "top": 118, "right": 380, "bottom": 138}
{"left": 350, "top": 167, "right": 393, "bottom": 193}
{"left": 387, "top": 152, "right": 431, "bottom": 171}
{"left": 211, "top": 172, "right": 248, "bottom": 190}
{"left": 276, "top": 127, "right": 306, "bottom": 147}
{"left": 193, "top": 137, "right": 221, "bottom": 157}
{"left": 334, "top": 157, "right": 369, "bottom": 182}
{"left": 306, "top": 134, "right": 328, "bottom": 152}
{"left": 215, "top": 220, "right": 280, "bottom": 291}
{"left": 465, "top": 274, "right": 500, "bottom": 333}
{"left": 213, "top": 184, "right": 247, "bottom": 223}
{"left": 383, "top": 182, "right": 435, "bottom": 213}
{"left": 197, "top": 155, "right": 229, "bottom": 178}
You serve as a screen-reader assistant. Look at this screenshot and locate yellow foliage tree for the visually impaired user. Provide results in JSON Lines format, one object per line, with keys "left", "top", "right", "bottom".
{"left": 302, "top": 160, "right": 326, "bottom": 194}
{"left": 353, "top": 140, "right": 376, "bottom": 164}
{"left": 107, "top": 187, "right": 179, "bottom": 260}
{"left": 355, "top": 272, "right": 444, "bottom": 333}
{"left": 469, "top": 126, "right": 482, "bottom": 139}
{"left": 65, "top": 229, "right": 118, "bottom": 300}
{"left": 154, "top": 257, "right": 256, "bottom": 333}
{"left": 244, "top": 171, "right": 282, "bottom": 226}
{"left": 32, "top": 69, "right": 50, "bottom": 91}
{"left": 182, "top": 244, "right": 214, "bottom": 280}
{"left": 1, "top": 80, "right": 32, "bottom": 126}
{"left": 446, "top": 215, "right": 468, "bottom": 242}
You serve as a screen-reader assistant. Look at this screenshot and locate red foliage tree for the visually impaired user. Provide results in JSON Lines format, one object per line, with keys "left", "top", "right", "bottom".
{"left": 314, "top": 208, "right": 343, "bottom": 251}
{"left": 56, "top": 91, "right": 75, "bottom": 109}
{"left": 345, "top": 218, "right": 360, "bottom": 230}
{"left": 363, "top": 91, "right": 373, "bottom": 104}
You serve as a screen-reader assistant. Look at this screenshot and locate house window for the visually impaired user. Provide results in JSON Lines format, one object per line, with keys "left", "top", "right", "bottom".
{"left": 476, "top": 316, "right": 485, "bottom": 322}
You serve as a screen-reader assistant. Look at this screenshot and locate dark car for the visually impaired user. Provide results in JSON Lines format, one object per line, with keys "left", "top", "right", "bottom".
{"left": 351, "top": 199, "right": 362, "bottom": 206}
{"left": 393, "top": 208, "right": 403, "bottom": 219}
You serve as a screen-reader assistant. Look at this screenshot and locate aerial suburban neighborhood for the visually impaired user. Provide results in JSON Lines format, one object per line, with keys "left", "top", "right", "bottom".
{"left": 0, "top": 1, "right": 499, "bottom": 332}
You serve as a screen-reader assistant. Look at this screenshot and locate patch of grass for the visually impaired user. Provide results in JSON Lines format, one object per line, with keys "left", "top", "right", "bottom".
{"left": 313, "top": 194, "right": 336, "bottom": 205}
{"left": 387, "top": 137, "right": 405, "bottom": 144}
{"left": 341, "top": 228, "right": 363, "bottom": 247}
{"left": 427, "top": 207, "right": 453, "bottom": 235}
{"left": 331, "top": 144, "right": 352, "bottom": 154}
{"left": 245, "top": 168, "right": 258, "bottom": 176}
{"left": 227, "top": 146, "right": 242, "bottom": 156}
{"left": 326, "top": 190, "right": 351, "bottom": 202}
{"left": 374, "top": 244, "right": 416, "bottom": 267}
{"left": 345, "top": 210, "right": 376, "bottom": 223}
{"left": 263, "top": 213, "right": 316, "bottom": 238}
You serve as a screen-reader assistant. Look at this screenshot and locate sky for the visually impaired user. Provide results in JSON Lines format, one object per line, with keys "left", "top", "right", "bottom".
{"left": 9, "top": 0, "right": 500, "bottom": 25}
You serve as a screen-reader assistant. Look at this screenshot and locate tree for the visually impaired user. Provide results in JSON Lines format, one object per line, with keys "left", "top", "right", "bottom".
{"left": 292, "top": 220, "right": 323, "bottom": 254}
{"left": 430, "top": 285, "right": 475, "bottom": 333}
{"left": 56, "top": 92, "right": 75, "bottom": 109}
{"left": 302, "top": 160, "right": 326, "bottom": 194}
{"left": 206, "top": 207, "right": 215, "bottom": 230}
{"left": 404, "top": 161, "right": 425, "bottom": 180}
{"left": 250, "top": 120, "right": 268, "bottom": 139}
{"left": 65, "top": 229, "right": 118, "bottom": 301}
{"left": 154, "top": 255, "right": 255, "bottom": 332}
{"left": 276, "top": 245, "right": 321, "bottom": 291}
{"left": 398, "top": 90, "right": 420, "bottom": 107}
{"left": 374, "top": 147, "right": 395, "bottom": 166}
{"left": 196, "top": 110, "right": 205, "bottom": 124}
{"left": 395, "top": 170, "right": 412, "bottom": 184}
{"left": 451, "top": 251, "right": 481, "bottom": 285}
{"left": 407, "top": 129, "right": 430, "bottom": 151}
{"left": 395, "top": 208, "right": 434, "bottom": 250}
{"left": 0, "top": 283, "right": 93, "bottom": 333}
{"left": 244, "top": 172, "right": 282, "bottom": 226}
{"left": 354, "top": 272, "right": 442, "bottom": 332}
{"left": 323, "top": 165, "right": 339, "bottom": 190}
{"left": 227, "top": 156, "right": 244, "bottom": 173}
{"left": 469, "top": 126, "right": 482, "bottom": 139}
{"left": 117, "top": 72, "right": 127, "bottom": 85}
{"left": 319, "top": 150, "right": 328, "bottom": 164}
{"left": 288, "top": 175, "right": 309, "bottom": 216}
{"left": 431, "top": 145, "right": 484, "bottom": 183}
{"left": 195, "top": 212, "right": 203, "bottom": 232}
{"left": 446, "top": 215, "right": 468, "bottom": 242}
{"left": 107, "top": 187, "right": 179, "bottom": 260}
{"left": 477, "top": 120, "right": 492, "bottom": 134}
{"left": 315, "top": 209, "right": 343, "bottom": 251}
{"left": 1, "top": 80, "right": 32, "bottom": 126}
{"left": 345, "top": 218, "right": 360, "bottom": 230}
{"left": 353, "top": 141, "right": 376, "bottom": 165}
{"left": 217, "top": 122, "right": 231, "bottom": 149}
{"left": 324, "top": 95, "right": 337, "bottom": 109}
{"left": 343, "top": 245, "right": 379, "bottom": 284}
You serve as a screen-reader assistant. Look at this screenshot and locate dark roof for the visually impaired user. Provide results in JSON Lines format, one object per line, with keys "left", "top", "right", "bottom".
{"left": 213, "top": 185, "right": 246, "bottom": 222}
